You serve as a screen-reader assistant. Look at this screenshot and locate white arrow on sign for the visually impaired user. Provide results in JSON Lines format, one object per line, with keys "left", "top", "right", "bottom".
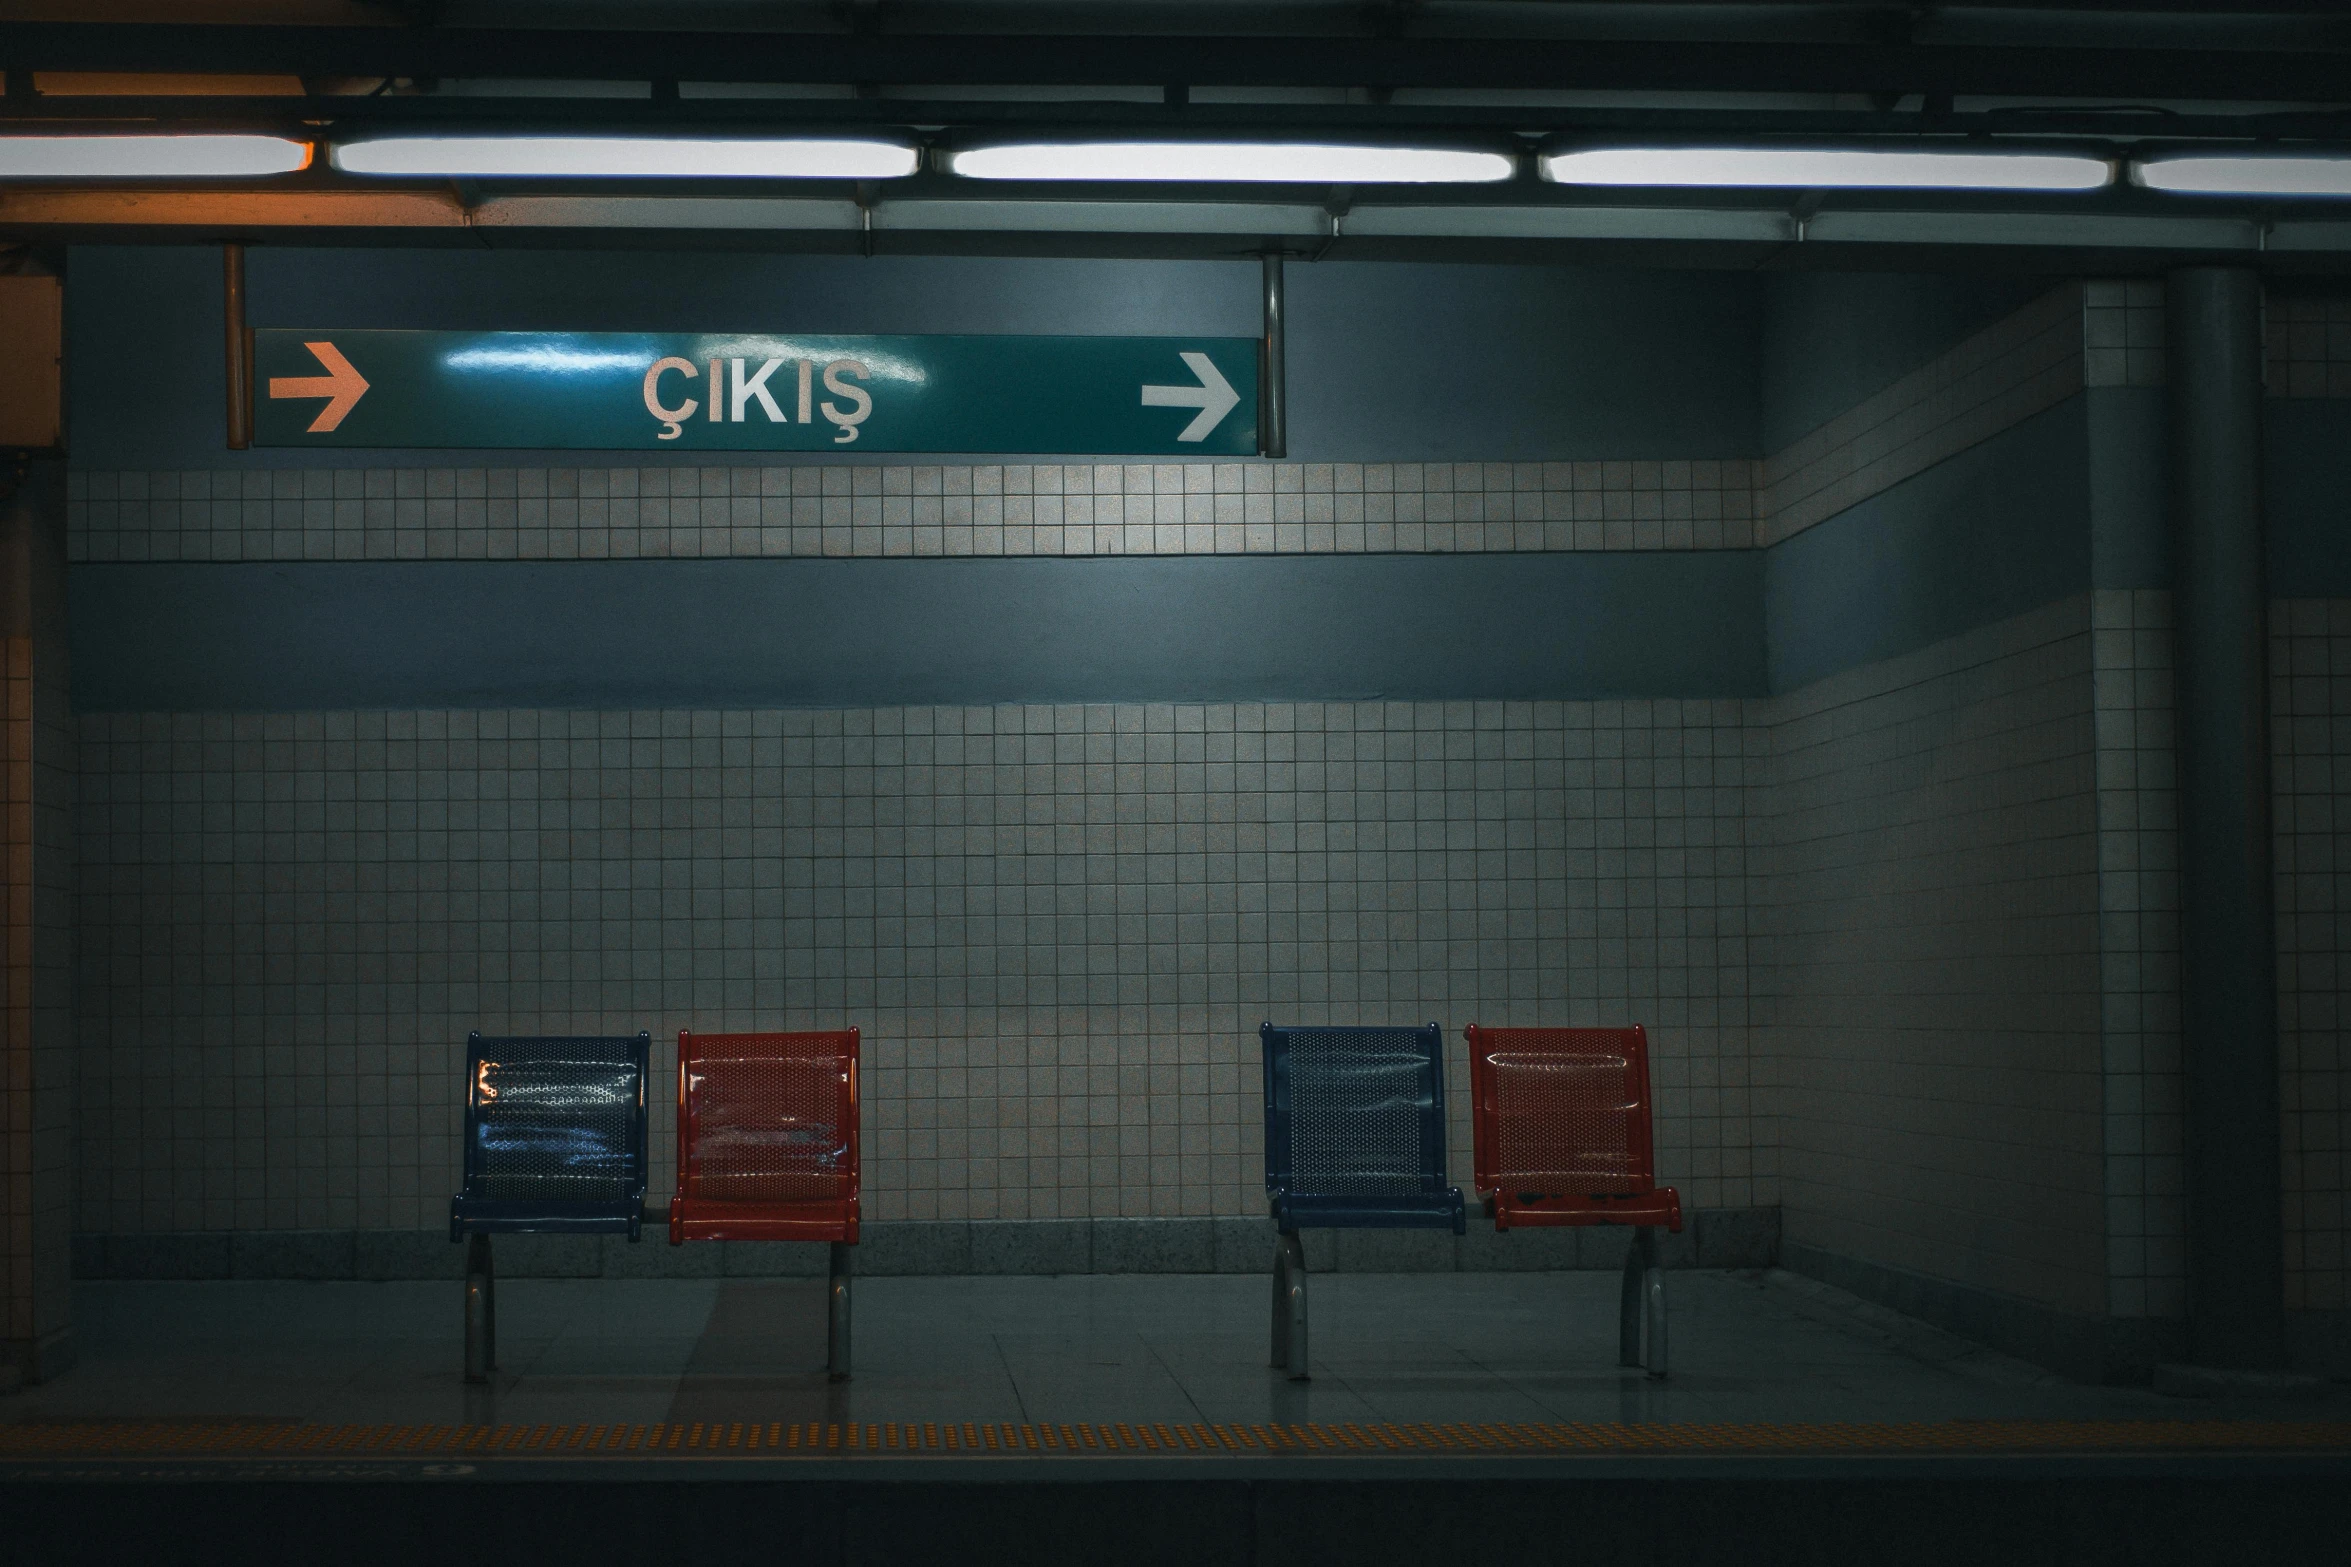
{"left": 1140, "top": 351, "right": 1240, "bottom": 442}
{"left": 267, "top": 340, "right": 371, "bottom": 433}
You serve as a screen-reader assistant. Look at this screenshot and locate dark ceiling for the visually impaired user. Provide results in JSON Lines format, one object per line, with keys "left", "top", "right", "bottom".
{"left": 4, "top": 4, "right": 2347, "bottom": 268}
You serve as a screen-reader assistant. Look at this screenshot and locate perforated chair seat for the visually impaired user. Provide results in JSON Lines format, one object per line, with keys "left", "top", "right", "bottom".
{"left": 1260, "top": 1022, "right": 1465, "bottom": 1234}
{"left": 669, "top": 1029, "right": 860, "bottom": 1245}
{"left": 1467, "top": 1024, "right": 1681, "bottom": 1233}
{"left": 450, "top": 1032, "right": 650, "bottom": 1241}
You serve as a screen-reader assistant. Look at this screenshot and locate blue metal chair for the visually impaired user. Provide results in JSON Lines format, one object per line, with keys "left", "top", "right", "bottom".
{"left": 1259, "top": 1021, "right": 1465, "bottom": 1379}
{"left": 449, "top": 1031, "right": 650, "bottom": 1382}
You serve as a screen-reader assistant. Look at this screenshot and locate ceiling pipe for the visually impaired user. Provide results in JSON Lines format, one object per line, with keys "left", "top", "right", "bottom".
{"left": 7, "top": 20, "right": 2351, "bottom": 106}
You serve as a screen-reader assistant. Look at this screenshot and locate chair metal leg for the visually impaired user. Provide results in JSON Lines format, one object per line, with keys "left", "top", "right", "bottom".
{"left": 1617, "top": 1227, "right": 1668, "bottom": 1379}
{"left": 1644, "top": 1255, "right": 1669, "bottom": 1380}
{"left": 1274, "top": 1230, "right": 1309, "bottom": 1381}
{"left": 463, "top": 1233, "right": 496, "bottom": 1385}
{"left": 827, "top": 1241, "right": 853, "bottom": 1381}
{"left": 1618, "top": 1228, "right": 1642, "bottom": 1369}
{"left": 1270, "top": 1237, "right": 1289, "bottom": 1369}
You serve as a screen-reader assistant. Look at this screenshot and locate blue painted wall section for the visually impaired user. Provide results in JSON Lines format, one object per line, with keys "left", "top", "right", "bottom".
{"left": 1764, "top": 398, "right": 2094, "bottom": 693}
{"left": 2266, "top": 401, "right": 2351, "bottom": 597}
{"left": 2082, "top": 392, "right": 2351, "bottom": 597}
{"left": 1285, "top": 263, "right": 1758, "bottom": 460}
{"left": 69, "top": 247, "right": 1762, "bottom": 469}
{"left": 70, "top": 553, "right": 1768, "bottom": 711}
{"left": 1760, "top": 272, "right": 2048, "bottom": 452}
{"left": 1758, "top": 385, "right": 2351, "bottom": 686}
{"left": 2088, "top": 386, "right": 2169, "bottom": 590}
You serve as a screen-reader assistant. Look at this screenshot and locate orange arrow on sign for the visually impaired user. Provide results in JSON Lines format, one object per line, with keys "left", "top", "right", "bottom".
{"left": 267, "top": 340, "right": 370, "bottom": 432}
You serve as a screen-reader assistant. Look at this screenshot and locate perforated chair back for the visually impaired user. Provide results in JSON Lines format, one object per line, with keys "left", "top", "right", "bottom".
{"left": 452, "top": 1032, "right": 649, "bottom": 1238}
{"left": 671, "top": 1029, "right": 860, "bottom": 1244}
{"left": 1466, "top": 1024, "right": 1679, "bottom": 1231}
{"left": 1260, "top": 1022, "right": 1464, "bottom": 1232}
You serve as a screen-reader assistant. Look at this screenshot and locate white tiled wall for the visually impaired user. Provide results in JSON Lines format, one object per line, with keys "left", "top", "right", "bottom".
{"left": 74, "top": 698, "right": 1756, "bottom": 1233}
{"left": 2267, "top": 297, "right": 2351, "bottom": 399}
{"left": 2091, "top": 589, "right": 2185, "bottom": 1321}
{"left": 4, "top": 633, "right": 75, "bottom": 1361}
{"left": 2274, "top": 599, "right": 2351, "bottom": 1314}
{"left": 2082, "top": 281, "right": 2167, "bottom": 390}
{"left": 60, "top": 277, "right": 2351, "bottom": 1335}
{"left": 65, "top": 460, "right": 1761, "bottom": 563}
{"left": 2076, "top": 282, "right": 2348, "bottom": 401}
{"left": 1753, "top": 598, "right": 2110, "bottom": 1317}
{"left": 1, "top": 640, "right": 27, "bottom": 1344}
{"left": 1748, "top": 582, "right": 2344, "bottom": 1327}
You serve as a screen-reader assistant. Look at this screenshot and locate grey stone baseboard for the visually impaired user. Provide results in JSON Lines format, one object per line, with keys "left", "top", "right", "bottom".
{"left": 73, "top": 1206, "right": 1779, "bottom": 1282}
{"left": 1780, "top": 1239, "right": 2186, "bottom": 1384}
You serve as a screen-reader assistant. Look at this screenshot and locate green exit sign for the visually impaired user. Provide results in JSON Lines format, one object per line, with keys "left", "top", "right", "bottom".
{"left": 252, "top": 329, "right": 1262, "bottom": 455}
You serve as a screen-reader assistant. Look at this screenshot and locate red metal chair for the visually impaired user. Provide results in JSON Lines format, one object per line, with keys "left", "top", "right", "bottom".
{"left": 669, "top": 1028, "right": 860, "bottom": 1377}
{"left": 1466, "top": 1024, "right": 1682, "bottom": 1377}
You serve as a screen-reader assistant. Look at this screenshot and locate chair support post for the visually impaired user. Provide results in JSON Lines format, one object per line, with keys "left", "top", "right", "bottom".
{"left": 1269, "top": 1234, "right": 1286, "bottom": 1368}
{"left": 1618, "top": 1226, "right": 1668, "bottom": 1379}
{"left": 463, "top": 1233, "right": 496, "bottom": 1384}
{"left": 1270, "top": 1230, "right": 1310, "bottom": 1380}
{"left": 827, "top": 1240, "right": 854, "bottom": 1380}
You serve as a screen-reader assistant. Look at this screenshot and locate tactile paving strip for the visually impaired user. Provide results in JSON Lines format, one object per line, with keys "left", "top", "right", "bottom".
{"left": 3, "top": 1419, "right": 2347, "bottom": 1461}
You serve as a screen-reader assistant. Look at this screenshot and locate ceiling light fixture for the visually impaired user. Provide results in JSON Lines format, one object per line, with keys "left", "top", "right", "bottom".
{"left": 2134, "top": 155, "right": 2351, "bottom": 197}
{"left": 0, "top": 134, "right": 311, "bottom": 178}
{"left": 950, "top": 141, "right": 1514, "bottom": 183}
{"left": 1541, "top": 146, "right": 2112, "bottom": 192}
{"left": 331, "top": 135, "right": 920, "bottom": 179}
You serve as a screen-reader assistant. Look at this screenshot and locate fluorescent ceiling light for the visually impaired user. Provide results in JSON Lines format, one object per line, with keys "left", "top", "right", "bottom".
{"left": 332, "top": 136, "right": 919, "bottom": 179}
{"left": 1542, "top": 146, "right": 2111, "bottom": 192}
{"left": 2135, "top": 155, "right": 2351, "bottom": 197}
{"left": 0, "top": 134, "right": 310, "bottom": 177}
{"left": 950, "top": 141, "right": 1514, "bottom": 183}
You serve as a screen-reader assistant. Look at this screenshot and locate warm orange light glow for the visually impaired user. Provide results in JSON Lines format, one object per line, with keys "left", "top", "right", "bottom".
{"left": 32, "top": 73, "right": 309, "bottom": 97}
{"left": 0, "top": 189, "right": 455, "bottom": 226}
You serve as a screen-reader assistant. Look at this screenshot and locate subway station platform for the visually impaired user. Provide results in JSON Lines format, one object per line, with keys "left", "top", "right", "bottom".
{"left": 11, "top": 9, "right": 2351, "bottom": 1564}
{"left": 14, "top": 1269, "right": 2348, "bottom": 1432}
{"left": 7, "top": 1270, "right": 2347, "bottom": 1565}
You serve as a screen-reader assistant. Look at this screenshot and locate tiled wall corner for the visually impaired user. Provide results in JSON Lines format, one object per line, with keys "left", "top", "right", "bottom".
{"left": 3, "top": 630, "right": 75, "bottom": 1365}
{"left": 2078, "top": 282, "right": 2351, "bottom": 400}
{"left": 64, "top": 460, "right": 1762, "bottom": 565}
{"left": 2082, "top": 281, "right": 2167, "bottom": 389}
{"left": 1750, "top": 276, "right": 2212, "bottom": 552}
{"left": 1738, "top": 695, "right": 1781, "bottom": 1212}
{"left": 2273, "top": 598, "right": 2351, "bottom": 1314}
{"left": 74, "top": 698, "right": 1756, "bottom": 1236}
{"left": 1754, "top": 597, "right": 2110, "bottom": 1317}
{"left": 2266, "top": 297, "right": 2351, "bottom": 400}
{"left": 1, "top": 638, "right": 26, "bottom": 1348}
{"left": 1757, "top": 284, "right": 2087, "bottom": 547}
{"left": 2090, "top": 588, "right": 2185, "bottom": 1321}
